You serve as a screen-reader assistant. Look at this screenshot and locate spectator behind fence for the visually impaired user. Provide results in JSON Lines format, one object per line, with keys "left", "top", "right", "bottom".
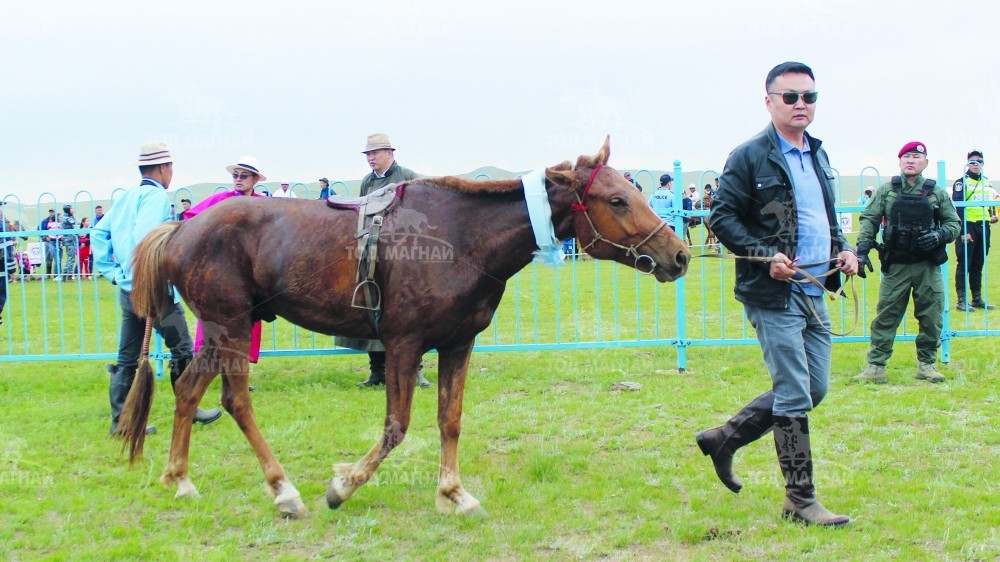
{"left": 183, "top": 155, "right": 268, "bottom": 365}
{"left": 60, "top": 204, "right": 78, "bottom": 280}
{"left": 317, "top": 178, "right": 335, "bottom": 199}
{"left": 338, "top": 133, "right": 430, "bottom": 389}
{"left": 78, "top": 217, "right": 91, "bottom": 280}
{"left": 623, "top": 171, "right": 642, "bottom": 192}
{"left": 697, "top": 61, "right": 856, "bottom": 527}
{"left": 853, "top": 142, "right": 960, "bottom": 385}
{"left": 93, "top": 205, "right": 105, "bottom": 225}
{"left": 47, "top": 215, "right": 63, "bottom": 280}
{"left": 178, "top": 198, "right": 192, "bottom": 221}
{"left": 952, "top": 149, "right": 998, "bottom": 311}
{"left": 39, "top": 209, "right": 58, "bottom": 277}
{"left": 272, "top": 181, "right": 297, "bottom": 198}
{"left": 92, "top": 141, "right": 222, "bottom": 435}
{"left": 650, "top": 174, "right": 675, "bottom": 229}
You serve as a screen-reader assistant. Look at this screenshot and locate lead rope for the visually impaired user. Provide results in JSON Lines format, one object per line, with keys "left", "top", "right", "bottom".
{"left": 697, "top": 253, "right": 859, "bottom": 336}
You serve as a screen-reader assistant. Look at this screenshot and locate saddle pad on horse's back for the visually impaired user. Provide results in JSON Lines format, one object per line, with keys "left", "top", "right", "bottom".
{"left": 326, "top": 183, "right": 404, "bottom": 216}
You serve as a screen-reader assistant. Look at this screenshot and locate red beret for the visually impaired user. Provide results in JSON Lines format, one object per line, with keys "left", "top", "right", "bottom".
{"left": 898, "top": 141, "right": 927, "bottom": 158}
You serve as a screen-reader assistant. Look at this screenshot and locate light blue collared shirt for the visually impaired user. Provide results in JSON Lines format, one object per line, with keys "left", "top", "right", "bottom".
{"left": 777, "top": 133, "right": 831, "bottom": 296}
{"left": 91, "top": 177, "right": 177, "bottom": 298}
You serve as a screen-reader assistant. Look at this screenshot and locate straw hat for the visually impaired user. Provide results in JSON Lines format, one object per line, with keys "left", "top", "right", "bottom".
{"left": 226, "top": 156, "right": 267, "bottom": 182}
{"left": 136, "top": 142, "right": 173, "bottom": 167}
{"left": 362, "top": 133, "right": 395, "bottom": 153}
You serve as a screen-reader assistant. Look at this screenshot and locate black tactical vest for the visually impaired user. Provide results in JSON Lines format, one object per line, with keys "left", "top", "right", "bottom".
{"left": 882, "top": 176, "right": 946, "bottom": 266}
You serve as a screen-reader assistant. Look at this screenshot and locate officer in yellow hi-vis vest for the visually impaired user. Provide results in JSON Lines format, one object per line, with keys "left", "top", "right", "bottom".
{"left": 952, "top": 149, "right": 999, "bottom": 311}
{"left": 853, "top": 142, "right": 960, "bottom": 384}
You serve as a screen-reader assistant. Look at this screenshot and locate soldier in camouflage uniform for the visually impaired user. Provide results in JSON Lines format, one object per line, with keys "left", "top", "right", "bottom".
{"left": 854, "top": 142, "right": 960, "bottom": 384}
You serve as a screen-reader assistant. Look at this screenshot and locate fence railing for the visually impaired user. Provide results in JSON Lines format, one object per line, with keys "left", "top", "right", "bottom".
{"left": 2, "top": 161, "right": 997, "bottom": 372}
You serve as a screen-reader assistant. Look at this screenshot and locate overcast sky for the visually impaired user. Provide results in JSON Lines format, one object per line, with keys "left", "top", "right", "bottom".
{"left": 3, "top": 0, "right": 998, "bottom": 203}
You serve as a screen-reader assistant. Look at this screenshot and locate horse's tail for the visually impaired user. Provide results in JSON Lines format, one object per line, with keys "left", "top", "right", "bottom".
{"left": 131, "top": 221, "right": 181, "bottom": 319}
{"left": 113, "top": 317, "right": 155, "bottom": 466}
{"left": 115, "top": 221, "right": 181, "bottom": 464}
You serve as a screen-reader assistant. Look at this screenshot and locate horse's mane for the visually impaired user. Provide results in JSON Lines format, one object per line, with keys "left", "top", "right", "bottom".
{"left": 410, "top": 161, "right": 576, "bottom": 196}
{"left": 411, "top": 176, "right": 525, "bottom": 196}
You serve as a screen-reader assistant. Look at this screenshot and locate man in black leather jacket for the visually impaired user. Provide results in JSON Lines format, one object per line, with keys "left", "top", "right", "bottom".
{"left": 695, "top": 61, "right": 858, "bottom": 527}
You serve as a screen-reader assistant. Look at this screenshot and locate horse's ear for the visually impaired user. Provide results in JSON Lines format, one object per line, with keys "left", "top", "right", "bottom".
{"left": 545, "top": 163, "right": 579, "bottom": 188}
{"left": 595, "top": 135, "right": 611, "bottom": 165}
{"left": 574, "top": 136, "right": 611, "bottom": 168}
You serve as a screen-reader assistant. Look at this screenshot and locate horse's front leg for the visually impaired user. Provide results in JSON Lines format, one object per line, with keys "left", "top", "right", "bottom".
{"left": 327, "top": 342, "right": 421, "bottom": 509}
{"left": 432, "top": 342, "right": 484, "bottom": 515}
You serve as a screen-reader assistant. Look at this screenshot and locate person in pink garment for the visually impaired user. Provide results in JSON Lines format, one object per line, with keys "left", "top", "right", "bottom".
{"left": 183, "top": 155, "right": 267, "bottom": 363}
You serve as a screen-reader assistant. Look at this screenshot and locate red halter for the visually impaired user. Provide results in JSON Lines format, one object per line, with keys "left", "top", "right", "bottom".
{"left": 571, "top": 164, "right": 603, "bottom": 212}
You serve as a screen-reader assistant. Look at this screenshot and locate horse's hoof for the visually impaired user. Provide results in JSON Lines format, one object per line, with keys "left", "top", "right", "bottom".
{"left": 174, "top": 479, "right": 199, "bottom": 499}
{"left": 326, "top": 478, "right": 347, "bottom": 509}
{"left": 456, "top": 501, "right": 487, "bottom": 517}
{"left": 276, "top": 496, "right": 308, "bottom": 519}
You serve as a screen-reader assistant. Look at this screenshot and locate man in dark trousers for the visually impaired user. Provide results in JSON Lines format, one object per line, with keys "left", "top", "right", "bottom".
{"left": 696, "top": 62, "right": 857, "bottom": 527}
{"left": 336, "top": 134, "right": 431, "bottom": 388}
{"left": 92, "top": 142, "right": 222, "bottom": 434}
{"left": 952, "top": 150, "right": 998, "bottom": 310}
{"left": 854, "top": 142, "right": 960, "bottom": 384}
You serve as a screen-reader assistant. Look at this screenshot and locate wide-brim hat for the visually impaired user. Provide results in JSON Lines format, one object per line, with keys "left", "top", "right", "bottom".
{"left": 136, "top": 142, "right": 173, "bottom": 167}
{"left": 362, "top": 133, "right": 395, "bottom": 153}
{"left": 226, "top": 156, "right": 267, "bottom": 182}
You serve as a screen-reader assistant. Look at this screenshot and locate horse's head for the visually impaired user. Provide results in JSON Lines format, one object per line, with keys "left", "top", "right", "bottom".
{"left": 546, "top": 137, "right": 690, "bottom": 282}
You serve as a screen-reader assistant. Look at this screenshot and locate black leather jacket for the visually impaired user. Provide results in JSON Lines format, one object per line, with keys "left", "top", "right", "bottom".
{"left": 709, "top": 123, "right": 852, "bottom": 309}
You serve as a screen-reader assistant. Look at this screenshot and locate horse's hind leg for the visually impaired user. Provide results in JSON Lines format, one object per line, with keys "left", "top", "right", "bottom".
{"left": 432, "top": 342, "right": 484, "bottom": 516}
{"left": 216, "top": 346, "right": 307, "bottom": 518}
{"left": 159, "top": 346, "right": 220, "bottom": 498}
{"left": 327, "top": 343, "right": 421, "bottom": 509}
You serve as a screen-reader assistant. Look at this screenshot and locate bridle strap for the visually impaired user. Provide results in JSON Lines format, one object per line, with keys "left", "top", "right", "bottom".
{"left": 571, "top": 164, "right": 603, "bottom": 212}
{"left": 570, "top": 166, "right": 668, "bottom": 273}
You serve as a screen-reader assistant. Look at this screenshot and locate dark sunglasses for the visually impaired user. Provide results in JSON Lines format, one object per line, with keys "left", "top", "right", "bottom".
{"left": 969, "top": 159, "right": 984, "bottom": 165}
{"left": 232, "top": 172, "right": 253, "bottom": 180}
{"left": 768, "top": 91, "right": 819, "bottom": 105}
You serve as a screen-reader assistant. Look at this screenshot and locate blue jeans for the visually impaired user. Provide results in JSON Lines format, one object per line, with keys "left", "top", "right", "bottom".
{"left": 744, "top": 291, "right": 831, "bottom": 417}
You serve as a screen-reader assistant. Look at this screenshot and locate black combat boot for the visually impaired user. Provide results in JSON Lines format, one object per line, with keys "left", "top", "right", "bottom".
{"left": 695, "top": 391, "right": 774, "bottom": 493}
{"left": 170, "top": 356, "right": 223, "bottom": 425}
{"left": 773, "top": 415, "right": 850, "bottom": 527}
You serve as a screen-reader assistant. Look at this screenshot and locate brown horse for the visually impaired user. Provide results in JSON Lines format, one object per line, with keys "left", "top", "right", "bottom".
{"left": 121, "top": 138, "right": 690, "bottom": 518}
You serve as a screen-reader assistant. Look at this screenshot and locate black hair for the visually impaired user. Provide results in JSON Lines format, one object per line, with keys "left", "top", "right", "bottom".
{"left": 139, "top": 164, "right": 159, "bottom": 176}
{"left": 180, "top": 198, "right": 191, "bottom": 204}
{"left": 765, "top": 61, "right": 814, "bottom": 91}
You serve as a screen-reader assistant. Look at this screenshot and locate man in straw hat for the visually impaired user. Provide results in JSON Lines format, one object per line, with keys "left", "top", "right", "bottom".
{"left": 337, "top": 133, "right": 431, "bottom": 388}
{"left": 92, "top": 142, "right": 222, "bottom": 434}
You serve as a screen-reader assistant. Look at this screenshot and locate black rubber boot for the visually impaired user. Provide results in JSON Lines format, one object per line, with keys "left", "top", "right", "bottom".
{"left": 956, "top": 297, "right": 971, "bottom": 311}
{"left": 773, "top": 415, "right": 850, "bottom": 527}
{"left": 358, "top": 351, "right": 386, "bottom": 387}
{"left": 170, "top": 356, "right": 223, "bottom": 425}
{"left": 971, "top": 292, "right": 995, "bottom": 310}
{"left": 109, "top": 365, "right": 155, "bottom": 435}
{"left": 695, "top": 390, "right": 774, "bottom": 493}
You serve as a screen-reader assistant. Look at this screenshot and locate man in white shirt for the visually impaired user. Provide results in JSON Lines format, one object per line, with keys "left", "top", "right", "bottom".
{"left": 272, "top": 182, "right": 297, "bottom": 198}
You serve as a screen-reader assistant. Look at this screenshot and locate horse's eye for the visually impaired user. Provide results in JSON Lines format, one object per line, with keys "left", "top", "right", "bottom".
{"left": 610, "top": 197, "right": 627, "bottom": 208}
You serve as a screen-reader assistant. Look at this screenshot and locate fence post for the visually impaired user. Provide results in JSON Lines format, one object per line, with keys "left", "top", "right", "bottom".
{"left": 937, "top": 159, "right": 951, "bottom": 364}
{"left": 673, "top": 159, "right": 688, "bottom": 371}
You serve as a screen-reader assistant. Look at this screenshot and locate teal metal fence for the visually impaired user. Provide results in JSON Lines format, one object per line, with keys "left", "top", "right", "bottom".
{"left": 2, "top": 162, "right": 997, "bottom": 372}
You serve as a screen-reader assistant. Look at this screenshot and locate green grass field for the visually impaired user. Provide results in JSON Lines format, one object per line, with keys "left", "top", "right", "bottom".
{"left": 0, "top": 233, "right": 998, "bottom": 560}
